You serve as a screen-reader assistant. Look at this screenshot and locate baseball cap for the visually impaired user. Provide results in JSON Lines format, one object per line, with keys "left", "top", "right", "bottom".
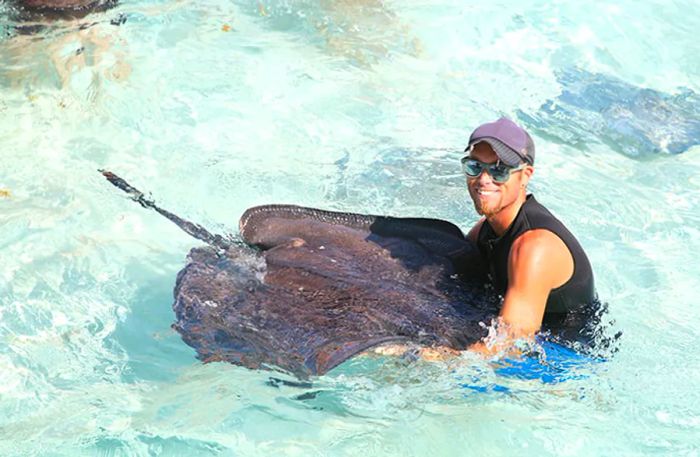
{"left": 466, "top": 118, "right": 535, "bottom": 166}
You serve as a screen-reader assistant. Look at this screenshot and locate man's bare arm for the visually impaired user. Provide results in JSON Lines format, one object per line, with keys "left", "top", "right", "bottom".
{"left": 470, "top": 229, "right": 574, "bottom": 355}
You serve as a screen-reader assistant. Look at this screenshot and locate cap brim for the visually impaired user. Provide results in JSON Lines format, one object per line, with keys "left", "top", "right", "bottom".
{"left": 467, "top": 137, "right": 523, "bottom": 167}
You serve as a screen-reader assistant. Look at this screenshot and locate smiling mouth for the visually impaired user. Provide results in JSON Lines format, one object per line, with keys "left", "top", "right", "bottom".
{"left": 476, "top": 189, "right": 498, "bottom": 196}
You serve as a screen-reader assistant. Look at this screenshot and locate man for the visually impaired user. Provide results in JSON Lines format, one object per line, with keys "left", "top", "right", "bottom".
{"left": 373, "top": 118, "right": 596, "bottom": 360}
{"left": 461, "top": 118, "right": 595, "bottom": 353}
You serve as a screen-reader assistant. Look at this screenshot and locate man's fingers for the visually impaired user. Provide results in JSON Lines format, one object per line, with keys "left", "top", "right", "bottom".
{"left": 418, "top": 346, "right": 461, "bottom": 361}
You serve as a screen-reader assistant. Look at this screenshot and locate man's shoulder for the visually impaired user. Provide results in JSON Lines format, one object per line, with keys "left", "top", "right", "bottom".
{"left": 522, "top": 195, "right": 574, "bottom": 234}
{"left": 510, "top": 229, "right": 574, "bottom": 288}
{"left": 512, "top": 229, "right": 568, "bottom": 254}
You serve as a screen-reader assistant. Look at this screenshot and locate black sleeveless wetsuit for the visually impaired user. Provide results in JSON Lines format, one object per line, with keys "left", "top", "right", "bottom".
{"left": 476, "top": 194, "right": 596, "bottom": 334}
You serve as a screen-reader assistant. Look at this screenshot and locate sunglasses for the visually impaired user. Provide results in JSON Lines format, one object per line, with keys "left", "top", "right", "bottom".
{"left": 460, "top": 157, "right": 526, "bottom": 183}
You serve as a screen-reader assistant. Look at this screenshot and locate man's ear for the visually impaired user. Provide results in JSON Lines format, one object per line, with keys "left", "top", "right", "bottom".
{"left": 521, "top": 166, "right": 534, "bottom": 187}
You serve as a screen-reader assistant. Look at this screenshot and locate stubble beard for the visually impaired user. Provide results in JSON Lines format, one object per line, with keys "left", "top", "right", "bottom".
{"left": 469, "top": 189, "right": 502, "bottom": 218}
{"left": 473, "top": 200, "right": 501, "bottom": 218}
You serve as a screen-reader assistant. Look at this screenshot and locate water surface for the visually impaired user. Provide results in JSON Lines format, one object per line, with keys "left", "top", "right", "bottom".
{"left": 1, "top": 0, "right": 699, "bottom": 455}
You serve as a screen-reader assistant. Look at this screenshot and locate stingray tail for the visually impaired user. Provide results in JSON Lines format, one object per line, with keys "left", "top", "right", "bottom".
{"left": 99, "top": 169, "right": 238, "bottom": 251}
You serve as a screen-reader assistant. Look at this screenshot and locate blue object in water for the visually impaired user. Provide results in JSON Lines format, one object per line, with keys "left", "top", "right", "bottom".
{"left": 491, "top": 340, "right": 595, "bottom": 384}
{"left": 460, "top": 340, "right": 599, "bottom": 395}
{"left": 518, "top": 67, "right": 700, "bottom": 157}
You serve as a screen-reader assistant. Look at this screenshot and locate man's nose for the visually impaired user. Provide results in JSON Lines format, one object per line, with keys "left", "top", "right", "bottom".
{"left": 476, "top": 168, "right": 494, "bottom": 185}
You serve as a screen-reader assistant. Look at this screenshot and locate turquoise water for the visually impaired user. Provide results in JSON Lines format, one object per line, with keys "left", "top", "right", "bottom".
{"left": 1, "top": 0, "right": 700, "bottom": 455}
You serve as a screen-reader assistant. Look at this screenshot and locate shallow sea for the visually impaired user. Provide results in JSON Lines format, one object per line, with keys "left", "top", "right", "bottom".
{"left": 1, "top": 0, "right": 699, "bottom": 455}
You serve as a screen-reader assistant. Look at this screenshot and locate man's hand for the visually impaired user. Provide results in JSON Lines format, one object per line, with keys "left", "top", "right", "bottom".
{"left": 468, "top": 319, "right": 530, "bottom": 358}
{"left": 371, "top": 344, "right": 460, "bottom": 361}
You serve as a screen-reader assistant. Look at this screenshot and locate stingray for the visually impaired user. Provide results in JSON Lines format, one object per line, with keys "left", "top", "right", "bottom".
{"left": 100, "top": 171, "right": 496, "bottom": 378}
{"left": 6, "top": 0, "right": 120, "bottom": 30}
{"left": 517, "top": 67, "right": 700, "bottom": 157}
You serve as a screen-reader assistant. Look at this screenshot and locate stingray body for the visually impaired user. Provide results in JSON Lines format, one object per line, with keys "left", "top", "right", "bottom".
{"left": 518, "top": 67, "right": 700, "bottom": 157}
{"left": 174, "top": 205, "right": 494, "bottom": 378}
{"left": 10, "top": 0, "right": 117, "bottom": 24}
{"left": 100, "top": 171, "right": 494, "bottom": 378}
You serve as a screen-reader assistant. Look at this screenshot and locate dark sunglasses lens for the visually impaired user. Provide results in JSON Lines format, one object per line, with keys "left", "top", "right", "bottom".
{"left": 489, "top": 164, "right": 511, "bottom": 182}
{"left": 462, "top": 159, "right": 483, "bottom": 177}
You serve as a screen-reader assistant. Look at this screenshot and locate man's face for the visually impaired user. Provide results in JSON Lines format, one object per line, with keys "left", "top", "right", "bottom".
{"left": 466, "top": 142, "right": 532, "bottom": 217}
